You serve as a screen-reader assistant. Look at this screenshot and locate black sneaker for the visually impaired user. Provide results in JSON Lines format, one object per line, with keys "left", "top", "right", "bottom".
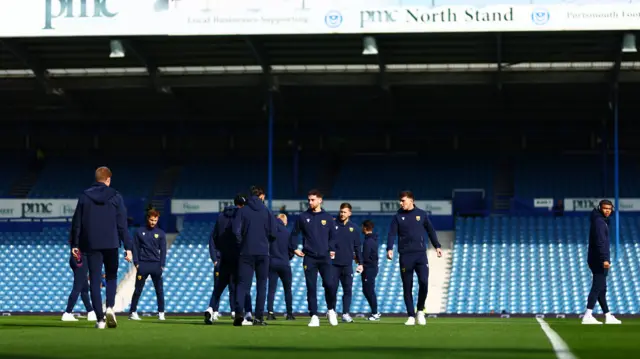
{"left": 233, "top": 314, "right": 244, "bottom": 327}
{"left": 204, "top": 310, "right": 213, "bottom": 325}
{"left": 286, "top": 314, "right": 296, "bottom": 321}
{"left": 253, "top": 319, "right": 268, "bottom": 326}
{"left": 267, "top": 312, "right": 277, "bottom": 320}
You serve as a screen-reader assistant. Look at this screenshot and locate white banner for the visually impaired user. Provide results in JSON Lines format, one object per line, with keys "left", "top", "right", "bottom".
{"left": 533, "top": 198, "right": 554, "bottom": 209}
{"left": 0, "top": 199, "right": 77, "bottom": 219}
{"left": 564, "top": 198, "right": 640, "bottom": 212}
{"left": 171, "top": 199, "right": 452, "bottom": 215}
{"left": 1, "top": 1, "right": 640, "bottom": 37}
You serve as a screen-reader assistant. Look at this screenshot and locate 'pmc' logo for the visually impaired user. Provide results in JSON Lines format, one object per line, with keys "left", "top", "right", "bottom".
{"left": 44, "top": 0, "right": 118, "bottom": 30}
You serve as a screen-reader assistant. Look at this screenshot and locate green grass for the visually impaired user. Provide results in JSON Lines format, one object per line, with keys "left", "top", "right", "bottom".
{"left": 0, "top": 316, "right": 638, "bottom": 359}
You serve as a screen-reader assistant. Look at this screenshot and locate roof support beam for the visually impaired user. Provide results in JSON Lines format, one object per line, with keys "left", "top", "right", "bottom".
{"left": 610, "top": 35, "right": 623, "bottom": 91}
{"left": 244, "top": 36, "right": 277, "bottom": 91}
{"left": 0, "top": 39, "right": 63, "bottom": 95}
{"left": 122, "top": 39, "right": 170, "bottom": 93}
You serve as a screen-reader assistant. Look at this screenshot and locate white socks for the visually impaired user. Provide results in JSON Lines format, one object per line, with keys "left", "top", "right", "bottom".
{"left": 585, "top": 309, "right": 593, "bottom": 317}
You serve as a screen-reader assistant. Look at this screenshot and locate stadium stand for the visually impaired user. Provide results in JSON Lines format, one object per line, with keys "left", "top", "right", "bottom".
{"left": 28, "top": 156, "right": 163, "bottom": 199}
{"left": 331, "top": 155, "right": 494, "bottom": 200}
{"left": 0, "top": 226, "right": 134, "bottom": 313}
{"left": 447, "top": 216, "right": 640, "bottom": 315}
{"left": 0, "top": 154, "right": 26, "bottom": 197}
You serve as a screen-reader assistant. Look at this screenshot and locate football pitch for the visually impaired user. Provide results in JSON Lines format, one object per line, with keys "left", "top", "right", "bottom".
{"left": 0, "top": 316, "right": 638, "bottom": 359}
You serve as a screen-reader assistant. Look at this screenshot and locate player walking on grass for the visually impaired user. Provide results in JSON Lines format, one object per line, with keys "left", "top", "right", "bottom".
{"left": 205, "top": 194, "right": 253, "bottom": 325}
{"left": 266, "top": 214, "right": 295, "bottom": 321}
{"left": 582, "top": 199, "right": 622, "bottom": 325}
{"left": 387, "top": 190, "right": 442, "bottom": 326}
{"left": 129, "top": 206, "right": 167, "bottom": 321}
{"left": 232, "top": 186, "right": 277, "bottom": 326}
{"left": 361, "top": 220, "right": 380, "bottom": 321}
{"left": 290, "top": 189, "right": 339, "bottom": 327}
{"left": 61, "top": 238, "right": 97, "bottom": 322}
{"left": 70, "top": 167, "right": 133, "bottom": 329}
{"left": 330, "top": 203, "right": 362, "bottom": 323}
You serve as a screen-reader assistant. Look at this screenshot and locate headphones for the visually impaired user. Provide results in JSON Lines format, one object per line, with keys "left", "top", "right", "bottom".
{"left": 597, "top": 199, "right": 615, "bottom": 213}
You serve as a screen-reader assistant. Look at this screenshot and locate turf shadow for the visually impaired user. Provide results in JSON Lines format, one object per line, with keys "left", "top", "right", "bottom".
{"left": 219, "top": 345, "right": 555, "bottom": 356}
{"left": 0, "top": 323, "right": 89, "bottom": 330}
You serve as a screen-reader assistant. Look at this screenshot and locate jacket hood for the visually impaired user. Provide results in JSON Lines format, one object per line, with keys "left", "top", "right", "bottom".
{"left": 365, "top": 233, "right": 378, "bottom": 241}
{"left": 397, "top": 206, "right": 419, "bottom": 214}
{"left": 591, "top": 208, "right": 609, "bottom": 224}
{"left": 222, "top": 206, "right": 238, "bottom": 217}
{"left": 84, "top": 182, "right": 118, "bottom": 204}
{"left": 247, "top": 196, "right": 265, "bottom": 211}
{"left": 306, "top": 208, "right": 327, "bottom": 215}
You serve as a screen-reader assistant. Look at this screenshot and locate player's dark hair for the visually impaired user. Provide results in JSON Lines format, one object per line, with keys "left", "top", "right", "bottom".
{"left": 362, "top": 219, "right": 374, "bottom": 231}
{"left": 146, "top": 204, "right": 160, "bottom": 218}
{"left": 399, "top": 190, "right": 414, "bottom": 200}
{"left": 250, "top": 186, "right": 265, "bottom": 197}
{"left": 234, "top": 193, "right": 247, "bottom": 206}
{"left": 340, "top": 202, "right": 352, "bottom": 210}
{"left": 308, "top": 189, "right": 323, "bottom": 198}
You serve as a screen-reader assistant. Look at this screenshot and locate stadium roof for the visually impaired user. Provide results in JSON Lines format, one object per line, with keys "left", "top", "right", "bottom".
{"left": 1, "top": 31, "right": 639, "bottom": 117}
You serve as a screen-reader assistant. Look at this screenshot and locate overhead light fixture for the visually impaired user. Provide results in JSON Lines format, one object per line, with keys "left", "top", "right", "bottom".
{"left": 109, "top": 40, "right": 125, "bottom": 58}
{"left": 622, "top": 33, "right": 637, "bottom": 53}
{"left": 362, "top": 36, "right": 378, "bottom": 56}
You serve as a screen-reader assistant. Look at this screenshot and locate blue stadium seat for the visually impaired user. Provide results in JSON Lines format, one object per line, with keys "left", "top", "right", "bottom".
{"left": 0, "top": 227, "right": 135, "bottom": 313}
{"left": 447, "top": 216, "right": 640, "bottom": 314}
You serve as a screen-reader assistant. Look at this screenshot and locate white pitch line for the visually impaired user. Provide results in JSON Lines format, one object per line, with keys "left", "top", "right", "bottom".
{"left": 536, "top": 317, "right": 578, "bottom": 359}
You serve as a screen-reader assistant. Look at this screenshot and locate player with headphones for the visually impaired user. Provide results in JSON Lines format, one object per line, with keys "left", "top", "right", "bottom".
{"left": 582, "top": 199, "right": 622, "bottom": 325}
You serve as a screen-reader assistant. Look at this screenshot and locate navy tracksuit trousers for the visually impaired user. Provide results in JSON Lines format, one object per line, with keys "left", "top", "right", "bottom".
{"left": 65, "top": 259, "right": 94, "bottom": 313}
{"left": 235, "top": 255, "right": 269, "bottom": 319}
{"left": 86, "top": 248, "right": 119, "bottom": 320}
{"left": 267, "top": 263, "right": 293, "bottom": 315}
{"left": 330, "top": 265, "right": 353, "bottom": 314}
{"left": 399, "top": 252, "right": 429, "bottom": 317}
{"left": 362, "top": 266, "right": 378, "bottom": 314}
{"left": 130, "top": 261, "right": 165, "bottom": 313}
{"left": 303, "top": 255, "right": 336, "bottom": 316}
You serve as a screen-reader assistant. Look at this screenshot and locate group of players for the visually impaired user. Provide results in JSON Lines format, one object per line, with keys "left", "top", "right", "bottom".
{"left": 62, "top": 167, "right": 443, "bottom": 328}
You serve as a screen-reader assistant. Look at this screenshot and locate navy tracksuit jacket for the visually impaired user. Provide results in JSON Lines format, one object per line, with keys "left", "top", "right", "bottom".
{"left": 209, "top": 206, "right": 252, "bottom": 313}
{"left": 70, "top": 182, "right": 132, "bottom": 319}
{"left": 290, "top": 208, "right": 338, "bottom": 316}
{"left": 330, "top": 219, "right": 362, "bottom": 314}
{"left": 387, "top": 206, "right": 441, "bottom": 317}
{"left": 586, "top": 208, "right": 612, "bottom": 312}
{"left": 130, "top": 226, "right": 167, "bottom": 313}
{"left": 361, "top": 233, "right": 379, "bottom": 314}
{"left": 267, "top": 219, "right": 293, "bottom": 314}
{"left": 232, "top": 196, "right": 277, "bottom": 319}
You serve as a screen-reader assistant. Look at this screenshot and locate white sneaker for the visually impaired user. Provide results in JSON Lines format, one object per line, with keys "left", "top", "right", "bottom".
{"left": 417, "top": 312, "right": 427, "bottom": 326}
{"left": 212, "top": 311, "right": 220, "bottom": 321}
{"left": 405, "top": 316, "right": 416, "bottom": 326}
{"left": 231, "top": 311, "right": 235, "bottom": 318}
{"left": 582, "top": 315, "right": 603, "bottom": 325}
{"left": 241, "top": 319, "right": 253, "bottom": 326}
{"left": 61, "top": 312, "right": 78, "bottom": 322}
{"left": 327, "top": 309, "right": 338, "bottom": 326}
{"left": 244, "top": 312, "right": 253, "bottom": 321}
{"left": 105, "top": 307, "right": 117, "bottom": 328}
{"left": 204, "top": 308, "right": 214, "bottom": 325}
{"left": 605, "top": 313, "right": 622, "bottom": 325}
{"left": 87, "top": 311, "right": 97, "bottom": 322}
{"left": 342, "top": 314, "right": 353, "bottom": 323}
{"left": 308, "top": 315, "right": 320, "bottom": 327}
{"left": 158, "top": 312, "right": 165, "bottom": 321}
{"left": 129, "top": 312, "right": 141, "bottom": 321}
{"left": 368, "top": 313, "right": 381, "bottom": 321}
{"left": 95, "top": 321, "right": 106, "bottom": 329}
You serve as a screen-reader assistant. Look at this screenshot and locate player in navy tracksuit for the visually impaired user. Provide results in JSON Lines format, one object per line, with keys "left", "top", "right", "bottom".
{"left": 266, "top": 214, "right": 295, "bottom": 321}
{"left": 330, "top": 203, "right": 363, "bottom": 323}
{"left": 129, "top": 206, "right": 167, "bottom": 321}
{"left": 582, "top": 200, "right": 621, "bottom": 325}
{"left": 361, "top": 220, "right": 380, "bottom": 321}
{"left": 204, "top": 194, "right": 253, "bottom": 324}
{"left": 70, "top": 167, "right": 133, "bottom": 329}
{"left": 232, "top": 186, "right": 277, "bottom": 326}
{"left": 387, "top": 190, "right": 442, "bottom": 326}
{"left": 290, "top": 189, "right": 339, "bottom": 327}
{"left": 61, "top": 239, "right": 97, "bottom": 322}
